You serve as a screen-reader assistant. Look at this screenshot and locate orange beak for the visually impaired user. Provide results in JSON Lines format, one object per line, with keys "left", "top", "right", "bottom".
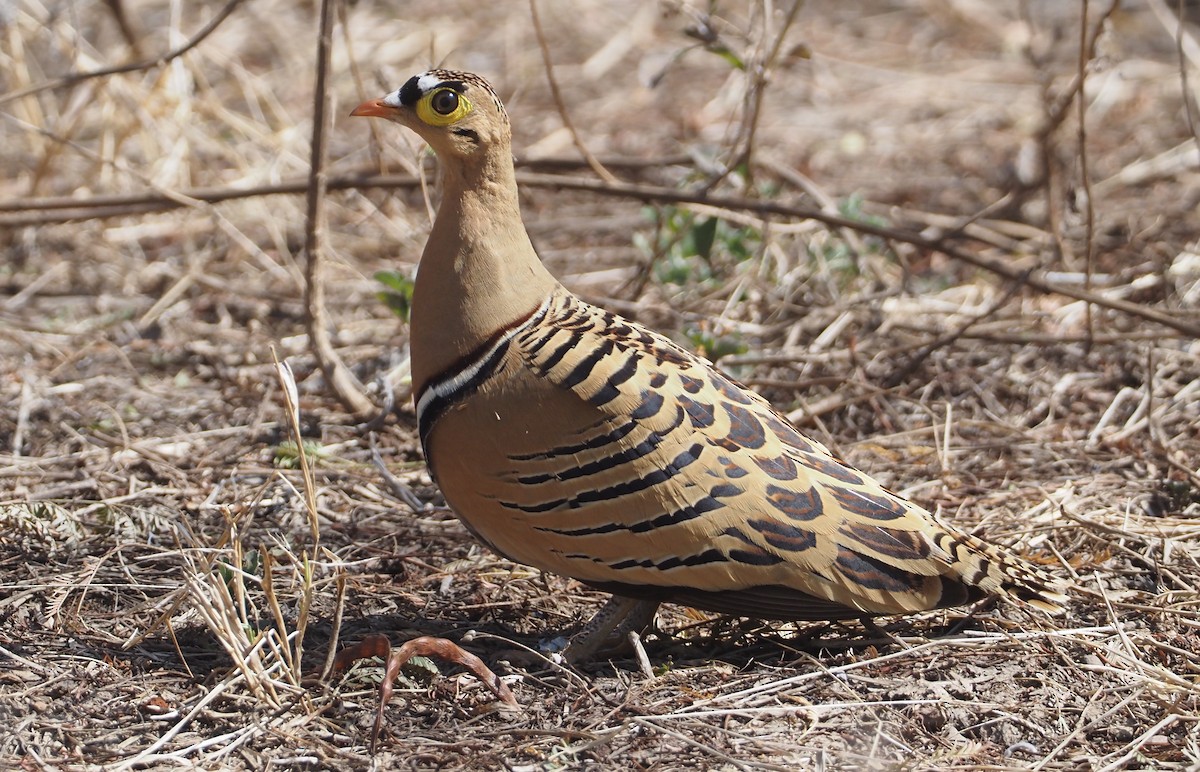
{"left": 350, "top": 98, "right": 399, "bottom": 118}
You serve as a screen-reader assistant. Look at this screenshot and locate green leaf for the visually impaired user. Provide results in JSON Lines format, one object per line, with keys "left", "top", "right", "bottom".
{"left": 837, "top": 193, "right": 888, "bottom": 228}
{"left": 684, "top": 326, "right": 748, "bottom": 363}
{"left": 655, "top": 253, "right": 695, "bottom": 286}
{"left": 711, "top": 46, "right": 745, "bottom": 71}
{"left": 374, "top": 270, "right": 410, "bottom": 293}
{"left": 374, "top": 270, "right": 415, "bottom": 322}
{"left": 405, "top": 655, "right": 439, "bottom": 676}
{"left": 691, "top": 217, "right": 718, "bottom": 260}
{"left": 632, "top": 231, "right": 654, "bottom": 259}
{"left": 274, "top": 439, "right": 329, "bottom": 469}
{"left": 376, "top": 291, "right": 412, "bottom": 320}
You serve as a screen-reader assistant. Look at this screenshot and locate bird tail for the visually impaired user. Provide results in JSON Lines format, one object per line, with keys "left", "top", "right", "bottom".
{"left": 933, "top": 526, "right": 1069, "bottom": 614}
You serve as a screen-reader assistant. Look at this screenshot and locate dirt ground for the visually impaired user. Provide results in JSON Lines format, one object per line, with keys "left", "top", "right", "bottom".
{"left": 2, "top": 0, "right": 1200, "bottom": 768}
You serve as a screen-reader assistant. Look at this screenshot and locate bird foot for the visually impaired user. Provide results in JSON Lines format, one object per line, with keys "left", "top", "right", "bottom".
{"left": 564, "top": 596, "right": 660, "bottom": 663}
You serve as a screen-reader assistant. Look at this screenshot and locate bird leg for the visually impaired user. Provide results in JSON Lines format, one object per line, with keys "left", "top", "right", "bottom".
{"left": 564, "top": 595, "right": 660, "bottom": 663}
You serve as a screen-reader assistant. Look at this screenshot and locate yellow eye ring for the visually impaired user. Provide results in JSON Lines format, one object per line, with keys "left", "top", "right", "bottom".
{"left": 416, "top": 88, "right": 472, "bottom": 126}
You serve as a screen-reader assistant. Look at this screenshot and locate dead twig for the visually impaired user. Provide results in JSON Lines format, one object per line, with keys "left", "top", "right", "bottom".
{"left": 0, "top": 155, "right": 688, "bottom": 223}
{"left": 1076, "top": 0, "right": 1098, "bottom": 346}
{"left": 0, "top": 0, "right": 247, "bottom": 108}
{"left": 513, "top": 172, "right": 1200, "bottom": 338}
{"left": 528, "top": 0, "right": 618, "bottom": 184}
{"left": 6, "top": 168, "right": 1193, "bottom": 338}
{"left": 880, "top": 273, "right": 1032, "bottom": 389}
{"left": 101, "top": 0, "right": 144, "bottom": 58}
{"left": 702, "top": 0, "right": 806, "bottom": 192}
{"left": 1029, "top": 0, "right": 1121, "bottom": 152}
{"left": 302, "top": 0, "right": 375, "bottom": 418}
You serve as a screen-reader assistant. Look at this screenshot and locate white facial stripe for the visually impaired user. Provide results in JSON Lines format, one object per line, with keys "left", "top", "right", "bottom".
{"left": 416, "top": 73, "right": 441, "bottom": 92}
{"left": 382, "top": 90, "right": 403, "bottom": 107}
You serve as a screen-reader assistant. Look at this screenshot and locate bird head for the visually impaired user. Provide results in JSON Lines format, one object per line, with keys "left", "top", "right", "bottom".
{"left": 351, "top": 69, "right": 510, "bottom": 159}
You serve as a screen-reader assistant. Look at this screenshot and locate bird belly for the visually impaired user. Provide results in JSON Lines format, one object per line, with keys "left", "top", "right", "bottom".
{"left": 422, "top": 364, "right": 752, "bottom": 589}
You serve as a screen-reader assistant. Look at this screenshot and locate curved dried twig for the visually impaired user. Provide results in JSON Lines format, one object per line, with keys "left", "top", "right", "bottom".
{"left": 331, "top": 634, "right": 519, "bottom": 752}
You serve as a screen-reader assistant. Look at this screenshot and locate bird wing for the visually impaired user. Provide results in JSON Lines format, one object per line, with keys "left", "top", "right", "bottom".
{"left": 492, "top": 290, "right": 1048, "bottom": 618}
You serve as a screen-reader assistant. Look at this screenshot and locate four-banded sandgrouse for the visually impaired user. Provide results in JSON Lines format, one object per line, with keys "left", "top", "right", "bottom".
{"left": 351, "top": 70, "right": 1065, "bottom": 661}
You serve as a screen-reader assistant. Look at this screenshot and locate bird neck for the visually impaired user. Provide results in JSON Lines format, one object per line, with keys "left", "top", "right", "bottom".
{"left": 409, "top": 147, "right": 559, "bottom": 396}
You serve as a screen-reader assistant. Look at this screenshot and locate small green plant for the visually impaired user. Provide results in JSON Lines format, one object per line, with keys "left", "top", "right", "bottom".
{"left": 636, "top": 207, "right": 759, "bottom": 289}
{"left": 819, "top": 238, "right": 860, "bottom": 279}
{"left": 684, "top": 325, "right": 748, "bottom": 363}
{"left": 396, "top": 655, "right": 440, "bottom": 689}
{"left": 216, "top": 549, "right": 263, "bottom": 595}
{"left": 837, "top": 192, "right": 889, "bottom": 230}
{"left": 682, "top": 8, "right": 756, "bottom": 72}
{"left": 812, "top": 194, "right": 895, "bottom": 279}
{"left": 274, "top": 439, "right": 329, "bottom": 469}
{"left": 375, "top": 270, "right": 415, "bottom": 322}
{"left": 338, "top": 649, "right": 440, "bottom": 690}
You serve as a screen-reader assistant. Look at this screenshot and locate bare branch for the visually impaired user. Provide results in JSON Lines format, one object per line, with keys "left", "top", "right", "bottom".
{"left": 0, "top": 0, "right": 246, "bottom": 108}
{"left": 3, "top": 166, "right": 1194, "bottom": 338}
{"left": 528, "top": 0, "right": 618, "bottom": 184}
{"left": 303, "top": 0, "right": 375, "bottom": 419}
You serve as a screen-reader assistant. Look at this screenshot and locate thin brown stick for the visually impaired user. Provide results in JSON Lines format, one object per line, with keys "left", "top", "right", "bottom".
{"left": 0, "top": 0, "right": 246, "bottom": 108}
{"left": 320, "top": 563, "right": 348, "bottom": 682}
{"left": 513, "top": 172, "right": 1200, "bottom": 338}
{"left": 0, "top": 155, "right": 684, "bottom": 219}
{"left": 1077, "top": 0, "right": 1097, "bottom": 347}
{"left": 705, "top": 0, "right": 806, "bottom": 191}
{"left": 4, "top": 168, "right": 1195, "bottom": 337}
{"left": 528, "top": 0, "right": 618, "bottom": 183}
{"left": 1172, "top": 0, "right": 1200, "bottom": 145}
{"left": 0, "top": 176, "right": 406, "bottom": 216}
{"left": 1031, "top": 0, "right": 1121, "bottom": 148}
{"left": 1025, "top": 0, "right": 1120, "bottom": 272}
{"left": 303, "top": 0, "right": 374, "bottom": 419}
{"left": 102, "top": 0, "right": 144, "bottom": 58}
{"left": 880, "top": 274, "right": 1031, "bottom": 390}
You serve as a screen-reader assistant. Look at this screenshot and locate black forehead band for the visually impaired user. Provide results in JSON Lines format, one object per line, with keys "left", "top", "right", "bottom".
{"left": 397, "top": 76, "right": 422, "bottom": 106}
{"left": 397, "top": 76, "right": 469, "bottom": 107}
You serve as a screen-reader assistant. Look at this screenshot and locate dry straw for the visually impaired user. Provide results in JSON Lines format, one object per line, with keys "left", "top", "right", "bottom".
{"left": 1, "top": 0, "right": 1199, "bottom": 767}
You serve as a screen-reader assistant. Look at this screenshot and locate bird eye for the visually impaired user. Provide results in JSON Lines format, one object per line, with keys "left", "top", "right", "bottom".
{"left": 415, "top": 86, "right": 472, "bottom": 126}
{"left": 430, "top": 89, "right": 459, "bottom": 116}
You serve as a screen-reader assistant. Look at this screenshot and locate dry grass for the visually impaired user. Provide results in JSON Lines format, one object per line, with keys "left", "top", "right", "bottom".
{"left": 2, "top": 0, "right": 1200, "bottom": 768}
